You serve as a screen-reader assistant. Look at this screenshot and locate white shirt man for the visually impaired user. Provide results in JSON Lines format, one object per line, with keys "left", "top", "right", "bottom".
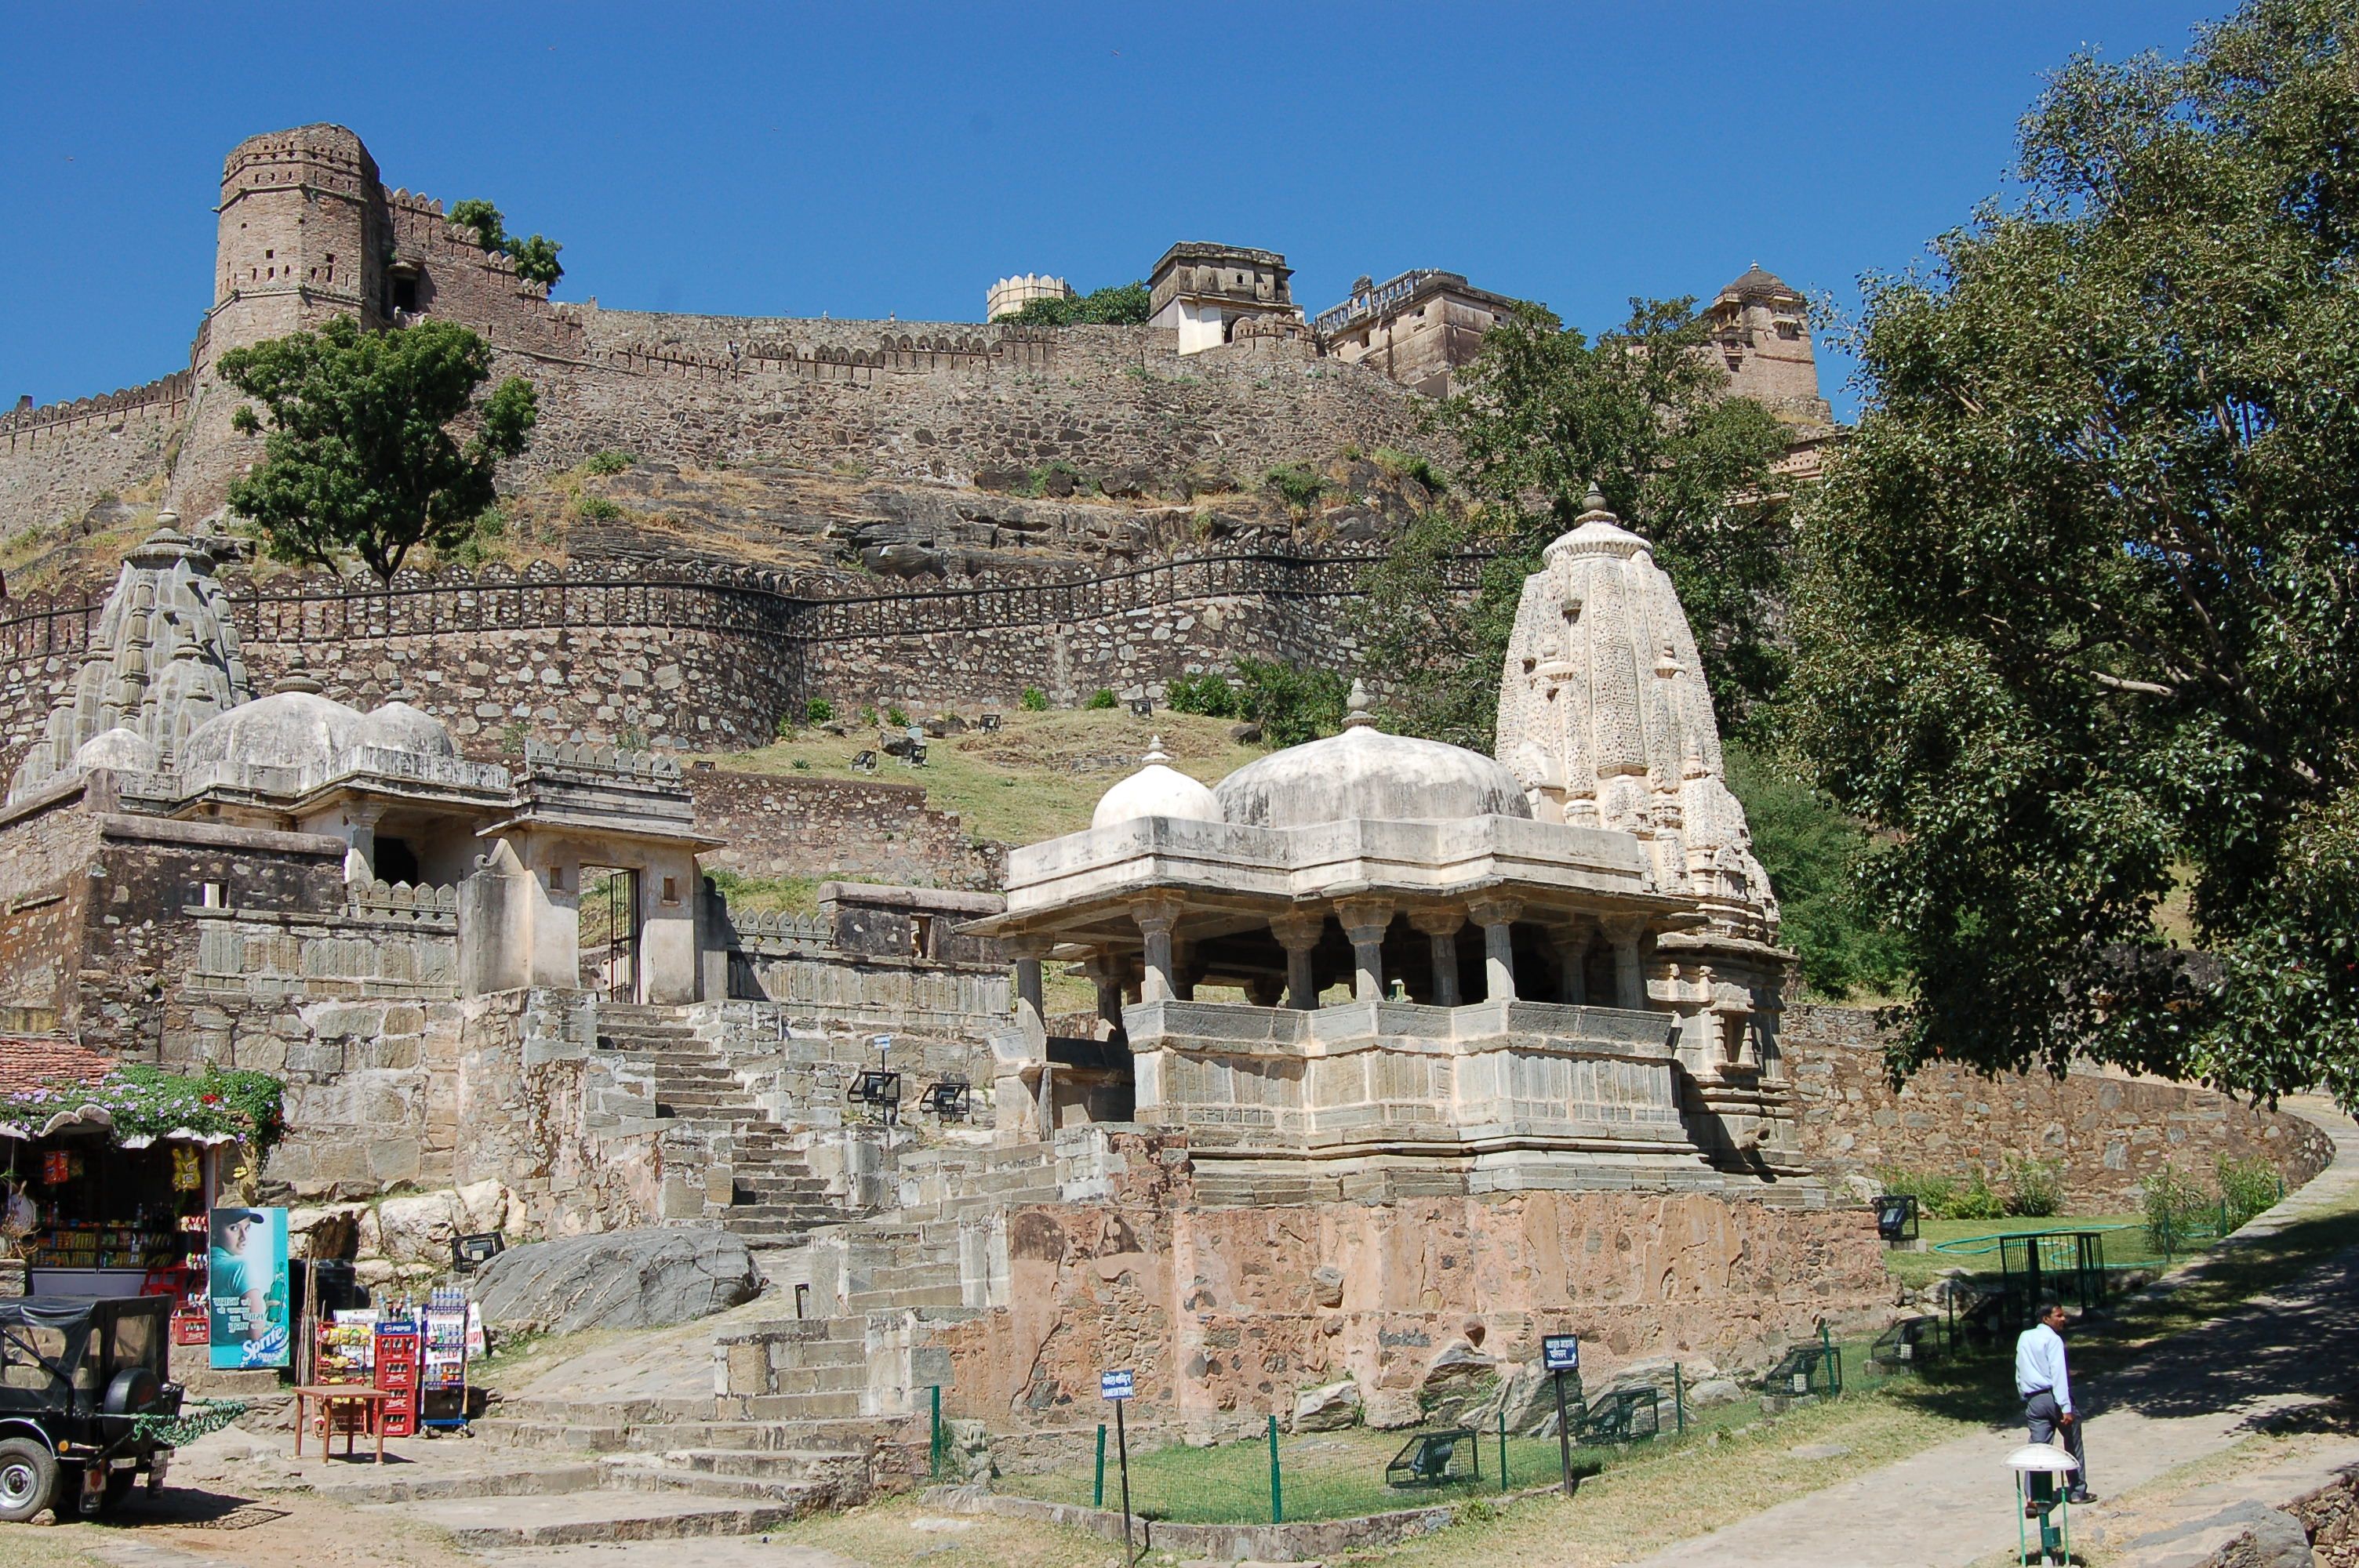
{"left": 2015, "top": 1301, "right": 2092, "bottom": 1504}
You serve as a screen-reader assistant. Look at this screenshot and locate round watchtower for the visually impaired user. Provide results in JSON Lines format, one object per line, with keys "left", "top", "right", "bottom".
{"left": 210, "top": 124, "right": 387, "bottom": 365}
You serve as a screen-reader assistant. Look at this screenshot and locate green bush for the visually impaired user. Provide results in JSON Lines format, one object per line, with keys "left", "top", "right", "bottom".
{"left": 997, "top": 280, "right": 1152, "bottom": 326}
{"left": 2004, "top": 1156, "right": 2065, "bottom": 1218}
{"left": 885, "top": 706, "right": 911, "bottom": 728}
{"left": 2142, "top": 1161, "right": 2214, "bottom": 1249}
{"left": 581, "top": 448, "right": 636, "bottom": 475}
{"left": 1262, "top": 463, "right": 1329, "bottom": 515}
{"left": 1372, "top": 445, "right": 1445, "bottom": 492}
{"left": 2216, "top": 1155, "right": 2283, "bottom": 1231}
{"left": 1084, "top": 689, "right": 1119, "bottom": 710}
{"left": 575, "top": 495, "right": 623, "bottom": 522}
{"left": 1165, "top": 673, "right": 1238, "bottom": 718}
{"left": 805, "top": 698, "right": 834, "bottom": 725}
{"left": 1020, "top": 687, "right": 1050, "bottom": 712}
{"left": 1234, "top": 659, "right": 1349, "bottom": 748}
{"left": 1946, "top": 1171, "right": 2005, "bottom": 1221}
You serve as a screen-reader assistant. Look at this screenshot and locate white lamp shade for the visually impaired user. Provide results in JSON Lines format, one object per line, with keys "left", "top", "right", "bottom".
{"left": 2005, "top": 1443, "right": 2081, "bottom": 1475}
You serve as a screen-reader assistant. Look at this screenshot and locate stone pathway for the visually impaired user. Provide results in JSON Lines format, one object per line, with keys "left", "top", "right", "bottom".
{"left": 1618, "top": 1098, "right": 2359, "bottom": 1568}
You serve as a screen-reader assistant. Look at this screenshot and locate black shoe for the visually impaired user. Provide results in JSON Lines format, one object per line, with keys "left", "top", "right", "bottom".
{"left": 2066, "top": 1489, "right": 2096, "bottom": 1505}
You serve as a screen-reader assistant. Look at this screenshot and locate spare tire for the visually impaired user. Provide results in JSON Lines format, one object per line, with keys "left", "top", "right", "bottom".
{"left": 103, "top": 1367, "right": 161, "bottom": 1417}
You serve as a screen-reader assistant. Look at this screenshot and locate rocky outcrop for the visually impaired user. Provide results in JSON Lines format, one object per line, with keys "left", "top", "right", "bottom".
{"left": 472, "top": 1226, "right": 764, "bottom": 1334}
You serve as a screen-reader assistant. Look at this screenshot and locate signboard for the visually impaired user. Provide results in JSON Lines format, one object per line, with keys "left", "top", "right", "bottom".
{"left": 1100, "top": 1367, "right": 1136, "bottom": 1401}
{"left": 1542, "top": 1334, "right": 1580, "bottom": 1373}
{"left": 208, "top": 1207, "right": 290, "bottom": 1370}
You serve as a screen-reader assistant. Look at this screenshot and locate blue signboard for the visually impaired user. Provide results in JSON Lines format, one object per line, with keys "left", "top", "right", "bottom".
{"left": 1542, "top": 1334, "right": 1580, "bottom": 1373}
{"left": 1100, "top": 1367, "right": 1136, "bottom": 1400}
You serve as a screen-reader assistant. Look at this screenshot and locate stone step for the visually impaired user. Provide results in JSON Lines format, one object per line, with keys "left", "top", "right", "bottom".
{"left": 471, "top": 1417, "right": 631, "bottom": 1452}
{"left": 727, "top": 1392, "right": 867, "bottom": 1422}
{"left": 601, "top": 1461, "right": 856, "bottom": 1506}
{"left": 635, "top": 1447, "right": 870, "bottom": 1481}
{"left": 655, "top": 1106, "right": 769, "bottom": 1123}
{"left": 371, "top": 1489, "right": 820, "bottom": 1547}
{"left": 304, "top": 1461, "right": 604, "bottom": 1505}
{"left": 623, "top": 1419, "right": 875, "bottom": 1453}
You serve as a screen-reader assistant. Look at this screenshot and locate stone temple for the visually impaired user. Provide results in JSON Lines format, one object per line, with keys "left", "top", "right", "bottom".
{"left": 974, "top": 491, "right": 1801, "bottom": 1205}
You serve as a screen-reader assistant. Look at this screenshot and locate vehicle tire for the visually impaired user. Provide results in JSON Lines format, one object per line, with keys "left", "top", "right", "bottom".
{"left": 0, "top": 1439, "right": 58, "bottom": 1523}
{"left": 102, "top": 1468, "right": 135, "bottom": 1510}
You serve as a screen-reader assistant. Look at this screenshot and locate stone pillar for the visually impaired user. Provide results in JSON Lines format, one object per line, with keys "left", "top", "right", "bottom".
{"left": 1549, "top": 919, "right": 1594, "bottom": 1006}
{"left": 1408, "top": 909, "right": 1466, "bottom": 1006}
{"left": 1085, "top": 953, "right": 1127, "bottom": 1039}
{"left": 1132, "top": 895, "right": 1187, "bottom": 1004}
{"left": 1334, "top": 898, "right": 1393, "bottom": 1004}
{"left": 1601, "top": 916, "right": 1647, "bottom": 1010}
{"left": 1009, "top": 938, "right": 1050, "bottom": 1047}
{"left": 340, "top": 803, "right": 386, "bottom": 884}
{"left": 1469, "top": 898, "right": 1523, "bottom": 1004}
{"left": 1270, "top": 910, "right": 1326, "bottom": 1011}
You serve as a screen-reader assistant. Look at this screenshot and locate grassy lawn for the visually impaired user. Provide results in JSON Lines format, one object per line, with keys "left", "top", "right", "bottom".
{"left": 1884, "top": 1214, "right": 2150, "bottom": 1290}
{"left": 701, "top": 708, "right": 1264, "bottom": 847}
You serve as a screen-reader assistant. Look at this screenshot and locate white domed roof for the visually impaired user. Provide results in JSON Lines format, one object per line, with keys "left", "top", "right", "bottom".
{"left": 1214, "top": 688, "right": 1532, "bottom": 829}
{"left": 180, "top": 690, "right": 367, "bottom": 774}
{"left": 72, "top": 727, "right": 156, "bottom": 773}
{"left": 1092, "top": 738, "right": 1221, "bottom": 829}
{"left": 360, "top": 700, "right": 456, "bottom": 757}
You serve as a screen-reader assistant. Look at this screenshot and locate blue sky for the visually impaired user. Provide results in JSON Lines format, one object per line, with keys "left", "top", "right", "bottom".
{"left": 4, "top": 2, "right": 2229, "bottom": 421}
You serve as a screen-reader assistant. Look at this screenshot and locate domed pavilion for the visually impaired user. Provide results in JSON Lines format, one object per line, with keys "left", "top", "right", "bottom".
{"left": 972, "top": 499, "right": 1804, "bottom": 1201}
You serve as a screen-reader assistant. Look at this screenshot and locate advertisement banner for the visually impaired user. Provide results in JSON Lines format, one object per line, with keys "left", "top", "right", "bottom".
{"left": 208, "top": 1207, "right": 290, "bottom": 1370}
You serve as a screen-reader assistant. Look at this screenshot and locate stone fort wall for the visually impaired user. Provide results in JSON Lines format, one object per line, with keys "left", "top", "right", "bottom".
{"left": 1779, "top": 1004, "right": 2336, "bottom": 1210}
{"left": 0, "top": 547, "right": 1455, "bottom": 782}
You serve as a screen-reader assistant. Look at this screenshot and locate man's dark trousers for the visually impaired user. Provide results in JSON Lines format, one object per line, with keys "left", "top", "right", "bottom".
{"left": 2024, "top": 1388, "right": 2088, "bottom": 1494}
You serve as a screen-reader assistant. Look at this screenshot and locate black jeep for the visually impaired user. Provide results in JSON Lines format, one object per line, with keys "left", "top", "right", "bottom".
{"left": 0, "top": 1297, "right": 181, "bottom": 1520}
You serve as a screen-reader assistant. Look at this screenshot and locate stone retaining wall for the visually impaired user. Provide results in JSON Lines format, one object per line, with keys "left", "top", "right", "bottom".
{"left": 689, "top": 768, "right": 1003, "bottom": 891}
{"left": 1779, "top": 1004, "right": 2336, "bottom": 1210}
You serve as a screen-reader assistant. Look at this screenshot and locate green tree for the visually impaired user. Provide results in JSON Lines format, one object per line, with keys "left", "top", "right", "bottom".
{"left": 998, "top": 281, "right": 1152, "bottom": 325}
{"left": 1360, "top": 299, "right": 1793, "bottom": 749}
{"left": 220, "top": 316, "right": 537, "bottom": 583}
{"left": 1785, "top": 0, "right": 2359, "bottom": 1109}
{"left": 447, "top": 198, "right": 564, "bottom": 288}
{"left": 1725, "top": 745, "right": 1911, "bottom": 1000}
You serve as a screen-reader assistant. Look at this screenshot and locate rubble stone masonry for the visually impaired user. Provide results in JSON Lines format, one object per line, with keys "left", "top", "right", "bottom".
{"left": 1780, "top": 1003, "right": 2335, "bottom": 1209}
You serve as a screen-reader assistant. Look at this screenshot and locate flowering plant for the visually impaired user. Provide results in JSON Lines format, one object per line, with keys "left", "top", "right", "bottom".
{"left": 0, "top": 1065, "right": 287, "bottom": 1153}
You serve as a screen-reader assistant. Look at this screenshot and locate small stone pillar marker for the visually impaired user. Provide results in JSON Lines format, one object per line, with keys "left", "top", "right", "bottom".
{"left": 1469, "top": 897, "right": 1524, "bottom": 1002}
{"left": 1270, "top": 909, "right": 1326, "bottom": 1011}
{"left": 1132, "top": 894, "right": 1187, "bottom": 1003}
{"left": 1334, "top": 897, "right": 1394, "bottom": 1004}
{"left": 1085, "top": 953, "right": 1128, "bottom": 1039}
{"left": 1409, "top": 909, "right": 1466, "bottom": 1006}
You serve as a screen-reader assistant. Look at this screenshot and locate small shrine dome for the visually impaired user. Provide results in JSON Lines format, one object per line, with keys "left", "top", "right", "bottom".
{"left": 359, "top": 700, "right": 458, "bottom": 757}
{"left": 180, "top": 686, "right": 367, "bottom": 774}
{"left": 71, "top": 728, "right": 157, "bottom": 773}
{"left": 1092, "top": 737, "right": 1221, "bottom": 829}
{"left": 1212, "top": 682, "right": 1532, "bottom": 830}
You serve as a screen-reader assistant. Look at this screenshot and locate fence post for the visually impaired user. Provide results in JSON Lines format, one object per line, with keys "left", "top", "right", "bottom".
{"left": 1095, "top": 1422, "right": 1107, "bottom": 1508}
{"left": 929, "top": 1385, "right": 943, "bottom": 1478}
{"left": 1674, "top": 1363, "right": 1686, "bottom": 1436}
{"left": 1268, "top": 1413, "right": 1282, "bottom": 1524}
{"left": 1497, "top": 1405, "right": 1508, "bottom": 1492}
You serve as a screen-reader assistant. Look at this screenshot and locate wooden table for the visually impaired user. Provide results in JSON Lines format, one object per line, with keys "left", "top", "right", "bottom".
{"left": 292, "top": 1385, "right": 394, "bottom": 1463}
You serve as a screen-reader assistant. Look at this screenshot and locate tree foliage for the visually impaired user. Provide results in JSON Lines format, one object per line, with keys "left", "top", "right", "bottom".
{"left": 1785, "top": 0, "right": 2359, "bottom": 1109}
{"left": 220, "top": 316, "right": 538, "bottom": 583}
{"left": 998, "top": 281, "right": 1152, "bottom": 325}
{"left": 1359, "top": 299, "right": 1794, "bottom": 750}
{"left": 1724, "top": 745, "right": 1911, "bottom": 1000}
{"left": 447, "top": 198, "right": 564, "bottom": 288}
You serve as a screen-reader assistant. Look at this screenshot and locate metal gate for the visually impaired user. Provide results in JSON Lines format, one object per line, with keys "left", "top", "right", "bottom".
{"left": 578, "top": 867, "right": 639, "bottom": 1002}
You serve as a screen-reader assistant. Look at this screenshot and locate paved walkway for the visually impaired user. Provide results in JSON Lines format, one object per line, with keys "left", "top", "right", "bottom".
{"left": 1619, "top": 1098, "right": 2359, "bottom": 1568}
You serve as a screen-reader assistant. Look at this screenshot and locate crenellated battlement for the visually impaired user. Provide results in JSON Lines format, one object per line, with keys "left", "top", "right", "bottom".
{"left": 0, "top": 372, "right": 192, "bottom": 448}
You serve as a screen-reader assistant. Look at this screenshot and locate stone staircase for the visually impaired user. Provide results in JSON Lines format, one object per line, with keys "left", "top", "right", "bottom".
{"left": 431, "top": 1396, "right": 918, "bottom": 1546}
{"left": 595, "top": 1002, "right": 845, "bottom": 1247}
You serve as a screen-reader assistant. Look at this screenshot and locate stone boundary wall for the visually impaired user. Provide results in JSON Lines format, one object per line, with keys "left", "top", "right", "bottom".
{"left": 1780, "top": 1003, "right": 2337, "bottom": 1210}
{"left": 0, "top": 547, "right": 1474, "bottom": 779}
{"left": 689, "top": 768, "right": 1004, "bottom": 891}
